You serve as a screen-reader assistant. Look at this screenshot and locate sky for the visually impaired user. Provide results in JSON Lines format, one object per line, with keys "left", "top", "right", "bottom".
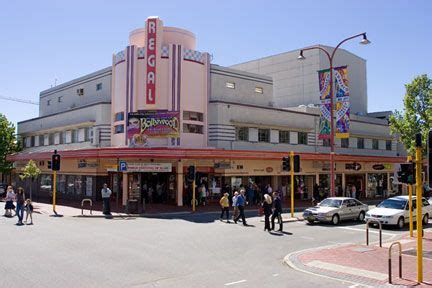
{"left": 0, "top": 0, "right": 431, "bottom": 127}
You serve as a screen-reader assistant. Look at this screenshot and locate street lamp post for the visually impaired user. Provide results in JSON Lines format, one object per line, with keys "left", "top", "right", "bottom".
{"left": 298, "top": 33, "right": 370, "bottom": 197}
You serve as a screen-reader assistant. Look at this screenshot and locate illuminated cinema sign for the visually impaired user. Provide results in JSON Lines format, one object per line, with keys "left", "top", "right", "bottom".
{"left": 127, "top": 111, "right": 180, "bottom": 146}
{"left": 146, "top": 18, "right": 157, "bottom": 104}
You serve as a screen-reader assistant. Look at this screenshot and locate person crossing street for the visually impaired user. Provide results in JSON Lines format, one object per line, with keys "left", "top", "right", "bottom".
{"left": 219, "top": 193, "right": 230, "bottom": 222}
{"left": 234, "top": 189, "right": 247, "bottom": 226}
{"left": 271, "top": 191, "right": 283, "bottom": 232}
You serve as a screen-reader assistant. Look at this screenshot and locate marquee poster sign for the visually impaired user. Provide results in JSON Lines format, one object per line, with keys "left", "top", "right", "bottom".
{"left": 127, "top": 111, "right": 180, "bottom": 147}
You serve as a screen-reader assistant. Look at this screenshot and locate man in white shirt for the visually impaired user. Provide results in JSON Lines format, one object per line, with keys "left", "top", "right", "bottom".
{"left": 101, "top": 183, "right": 112, "bottom": 215}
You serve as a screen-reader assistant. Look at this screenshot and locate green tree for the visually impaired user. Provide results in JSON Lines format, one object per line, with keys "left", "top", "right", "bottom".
{"left": 0, "top": 113, "right": 20, "bottom": 180}
{"left": 19, "top": 159, "right": 41, "bottom": 200}
{"left": 389, "top": 74, "right": 432, "bottom": 156}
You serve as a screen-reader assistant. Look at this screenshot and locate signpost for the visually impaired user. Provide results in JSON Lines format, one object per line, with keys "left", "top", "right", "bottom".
{"left": 415, "top": 134, "right": 423, "bottom": 283}
{"left": 290, "top": 151, "right": 294, "bottom": 218}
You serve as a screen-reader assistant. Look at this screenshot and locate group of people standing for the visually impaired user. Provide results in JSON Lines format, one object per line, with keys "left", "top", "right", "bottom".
{"left": 219, "top": 189, "right": 283, "bottom": 232}
{"left": 3, "top": 185, "right": 34, "bottom": 225}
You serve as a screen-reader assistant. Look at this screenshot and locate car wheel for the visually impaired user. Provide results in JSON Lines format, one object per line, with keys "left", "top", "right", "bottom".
{"left": 423, "top": 214, "right": 429, "bottom": 225}
{"left": 397, "top": 217, "right": 405, "bottom": 229}
{"left": 332, "top": 214, "right": 340, "bottom": 225}
{"left": 358, "top": 211, "right": 365, "bottom": 222}
{"left": 307, "top": 219, "right": 314, "bottom": 225}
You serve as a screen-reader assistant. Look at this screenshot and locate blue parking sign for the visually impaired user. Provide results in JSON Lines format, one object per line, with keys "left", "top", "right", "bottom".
{"left": 119, "top": 160, "right": 127, "bottom": 172}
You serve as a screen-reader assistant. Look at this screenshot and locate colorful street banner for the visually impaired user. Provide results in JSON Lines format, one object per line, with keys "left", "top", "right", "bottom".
{"left": 127, "top": 111, "right": 180, "bottom": 147}
{"left": 318, "top": 69, "right": 331, "bottom": 139}
{"left": 334, "top": 66, "right": 350, "bottom": 138}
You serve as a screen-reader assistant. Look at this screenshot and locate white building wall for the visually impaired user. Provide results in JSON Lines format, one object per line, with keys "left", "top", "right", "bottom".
{"left": 249, "top": 128, "right": 258, "bottom": 142}
{"left": 290, "top": 132, "right": 298, "bottom": 144}
{"left": 270, "top": 129, "right": 279, "bottom": 144}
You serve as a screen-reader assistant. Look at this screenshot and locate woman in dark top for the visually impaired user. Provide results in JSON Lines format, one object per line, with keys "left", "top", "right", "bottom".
{"left": 262, "top": 194, "right": 273, "bottom": 232}
{"left": 15, "top": 187, "right": 25, "bottom": 225}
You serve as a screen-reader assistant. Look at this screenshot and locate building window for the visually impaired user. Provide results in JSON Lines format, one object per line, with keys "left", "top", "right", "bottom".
{"left": 279, "top": 131, "right": 290, "bottom": 144}
{"left": 58, "top": 96, "right": 63, "bottom": 103}
{"left": 114, "top": 125, "right": 124, "bottom": 134}
{"left": 183, "top": 111, "right": 204, "bottom": 122}
{"left": 236, "top": 127, "right": 249, "bottom": 141}
{"left": 386, "top": 140, "right": 392, "bottom": 151}
{"left": 372, "top": 139, "right": 379, "bottom": 150}
{"left": 77, "top": 88, "right": 84, "bottom": 96}
{"left": 183, "top": 124, "right": 203, "bottom": 134}
{"left": 47, "top": 100, "right": 51, "bottom": 106}
{"left": 357, "top": 138, "right": 364, "bottom": 149}
{"left": 84, "top": 128, "right": 90, "bottom": 142}
{"left": 258, "top": 129, "right": 270, "bottom": 143}
{"left": 114, "top": 112, "right": 124, "bottom": 122}
{"left": 49, "top": 134, "right": 54, "bottom": 145}
{"left": 298, "top": 132, "right": 308, "bottom": 145}
{"left": 39, "top": 135, "right": 44, "bottom": 146}
{"left": 255, "top": 87, "right": 263, "bottom": 94}
{"left": 59, "top": 132, "right": 63, "bottom": 144}
{"left": 71, "top": 130, "right": 78, "bottom": 143}
{"left": 225, "top": 82, "right": 235, "bottom": 89}
{"left": 341, "top": 138, "right": 349, "bottom": 148}
{"left": 96, "top": 83, "right": 102, "bottom": 91}
{"left": 323, "top": 139, "right": 331, "bottom": 147}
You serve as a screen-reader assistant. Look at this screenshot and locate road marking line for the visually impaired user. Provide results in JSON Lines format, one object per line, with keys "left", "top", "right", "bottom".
{"left": 272, "top": 273, "right": 279, "bottom": 277}
{"left": 300, "top": 236, "right": 315, "bottom": 240}
{"left": 335, "top": 226, "right": 396, "bottom": 236}
{"left": 224, "top": 279, "right": 246, "bottom": 286}
{"left": 307, "top": 260, "right": 388, "bottom": 281}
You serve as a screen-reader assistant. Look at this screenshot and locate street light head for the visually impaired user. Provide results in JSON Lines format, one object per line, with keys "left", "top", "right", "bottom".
{"left": 360, "top": 34, "right": 371, "bottom": 45}
{"left": 297, "top": 50, "right": 305, "bottom": 60}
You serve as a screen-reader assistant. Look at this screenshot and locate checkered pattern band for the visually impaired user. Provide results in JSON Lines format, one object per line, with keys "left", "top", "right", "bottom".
{"left": 183, "top": 48, "right": 204, "bottom": 63}
{"left": 137, "top": 47, "right": 145, "bottom": 59}
{"left": 115, "top": 50, "right": 125, "bottom": 64}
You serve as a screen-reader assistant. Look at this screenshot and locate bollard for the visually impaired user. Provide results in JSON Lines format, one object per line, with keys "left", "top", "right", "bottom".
{"left": 81, "top": 199, "right": 93, "bottom": 215}
{"left": 388, "top": 242, "right": 402, "bottom": 284}
{"left": 366, "top": 219, "right": 382, "bottom": 247}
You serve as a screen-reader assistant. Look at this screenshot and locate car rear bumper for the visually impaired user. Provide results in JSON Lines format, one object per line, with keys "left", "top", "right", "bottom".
{"left": 364, "top": 216, "right": 397, "bottom": 225}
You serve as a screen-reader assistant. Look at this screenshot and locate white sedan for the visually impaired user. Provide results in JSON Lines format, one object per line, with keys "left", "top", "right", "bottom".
{"left": 365, "top": 196, "right": 431, "bottom": 229}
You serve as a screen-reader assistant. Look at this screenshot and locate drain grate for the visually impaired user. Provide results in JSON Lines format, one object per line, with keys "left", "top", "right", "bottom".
{"left": 402, "top": 249, "right": 432, "bottom": 259}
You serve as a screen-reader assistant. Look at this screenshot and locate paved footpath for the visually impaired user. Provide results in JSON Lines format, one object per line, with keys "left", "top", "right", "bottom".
{"left": 285, "top": 229, "right": 432, "bottom": 287}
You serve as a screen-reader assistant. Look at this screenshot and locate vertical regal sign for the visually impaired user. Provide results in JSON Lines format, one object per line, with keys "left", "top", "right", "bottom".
{"left": 146, "top": 18, "right": 157, "bottom": 104}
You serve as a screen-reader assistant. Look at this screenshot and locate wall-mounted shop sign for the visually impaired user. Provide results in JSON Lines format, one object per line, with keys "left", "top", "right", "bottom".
{"left": 78, "top": 159, "right": 98, "bottom": 168}
{"left": 127, "top": 111, "right": 180, "bottom": 146}
{"left": 372, "top": 164, "right": 385, "bottom": 170}
{"left": 146, "top": 17, "right": 157, "bottom": 104}
{"left": 266, "top": 167, "right": 273, "bottom": 173}
{"left": 118, "top": 162, "right": 172, "bottom": 173}
{"left": 346, "top": 162, "right": 362, "bottom": 171}
{"left": 214, "top": 162, "right": 232, "bottom": 169}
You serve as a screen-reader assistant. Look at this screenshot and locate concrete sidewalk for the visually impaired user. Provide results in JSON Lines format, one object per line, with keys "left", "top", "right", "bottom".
{"left": 285, "top": 230, "right": 432, "bottom": 287}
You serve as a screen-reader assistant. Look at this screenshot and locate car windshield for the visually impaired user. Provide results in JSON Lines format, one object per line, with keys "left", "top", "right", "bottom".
{"left": 377, "top": 199, "right": 406, "bottom": 210}
{"left": 319, "top": 199, "right": 342, "bottom": 208}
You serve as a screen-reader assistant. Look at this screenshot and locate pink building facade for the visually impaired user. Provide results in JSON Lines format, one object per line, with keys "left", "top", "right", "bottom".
{"left": 111, "top": 17, "right": 210, "bottom": 149}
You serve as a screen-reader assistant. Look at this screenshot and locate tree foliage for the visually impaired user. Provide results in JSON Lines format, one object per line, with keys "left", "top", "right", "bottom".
{"left": 389, "top": 75, "right": 431, "bottom": 156}
{"left": 0, "top": 113, "right": 20, "bottom": 174}
{"left": 19, "top": 159, "right": 41, "bottom": 181}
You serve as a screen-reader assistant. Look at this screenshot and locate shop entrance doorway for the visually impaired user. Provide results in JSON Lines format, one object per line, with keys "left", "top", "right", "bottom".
{"left": 345, "top": 174, "right": 366, "bottom": 199}
{"left": 128, "top": 172, "right": 176, "bottom": 207}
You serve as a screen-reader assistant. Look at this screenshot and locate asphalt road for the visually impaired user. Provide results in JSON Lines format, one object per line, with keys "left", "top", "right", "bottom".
{"left": 0, "top": 207, "right": 411, "bottom": 288}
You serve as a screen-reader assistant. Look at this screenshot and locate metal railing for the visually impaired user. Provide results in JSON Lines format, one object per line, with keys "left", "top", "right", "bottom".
{"left": 366, "top": 219, "right": 382, "bottom": 247}
{"left": 81, "top": 199, "right": 93, "bottom": 216}
{"left": 388, "top": 241, "right": 402, "bottom": 284}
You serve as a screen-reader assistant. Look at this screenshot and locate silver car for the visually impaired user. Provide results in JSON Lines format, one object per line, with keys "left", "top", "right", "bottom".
{"left": 303, "top": 197, "right": 369, "bottom": 225}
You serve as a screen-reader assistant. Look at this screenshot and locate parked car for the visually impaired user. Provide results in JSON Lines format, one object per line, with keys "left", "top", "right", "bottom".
{"left": 303, "top": 197, "right": 369, "bottom": 225}
{"left": 365, "top": 196, "right": 431, "bottom": 229}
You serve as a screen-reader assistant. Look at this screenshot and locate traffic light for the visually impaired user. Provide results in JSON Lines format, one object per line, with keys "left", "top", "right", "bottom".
{"left": 51, "top": 150, "right": 61, "bottom": 171}
{"left": 47, "top": 161, "right": 52, "bottom": 170}
{"left": 187, "top": 165, "right": 195, "bottom": 181}
{"left": 398, "top": 163, "right": 415, "bottom": 184}
{"left": 293, "top": 155, "right": 301, "bottom": 173}
{"left": 282, "top": 157, "right": 290, "bottom": 171}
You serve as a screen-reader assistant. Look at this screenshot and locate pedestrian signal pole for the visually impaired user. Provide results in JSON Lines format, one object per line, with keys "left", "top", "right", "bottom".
{"left": 407, "top": 156, "right": 413, "bottom": 238}
{"left": 290, "top": 151, "right": 294, "bottom": 218}
{"left": 51, "top": 150, "right": 61, "bottom": 215}
{"left": 415, "top": 134, "right": 423, "bottom": 283}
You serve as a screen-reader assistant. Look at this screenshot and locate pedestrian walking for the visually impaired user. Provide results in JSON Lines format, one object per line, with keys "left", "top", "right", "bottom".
{"left": 101, "top": 183, "right": 112, "bottom": 215}
{"left": 4, "top": 186, "right": 16, "bottom": 217}
{"left": 351, "top": 185, "right": 357, "bottom": 200}
{"left": 199, "top": 184, "right": 207, "bottom": 206}
{"left": 313, "top": 183, "right": 319, "bottom": 205}
{"left": 25, "top": 199, "right": 34, "bottom": 225}
{"left": 15, "top": 187, "right": 25, "bottom": 225}
{"left": 219, "top": 193, "right": 230, "bottom": 222}
{"left": 234, "top": 189, "right": 247, "bottom": 226}
{"left": 232, "top": 191, "right": 239, "bottom": 221}
{"left": 271, "top": 191, "right": 283, "bottom": 232}
{"left": 262, "top": 194, "right": 272, "bottom": 232}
